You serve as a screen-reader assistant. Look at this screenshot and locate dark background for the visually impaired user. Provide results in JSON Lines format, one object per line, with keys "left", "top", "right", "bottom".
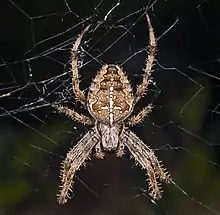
{"left": 0, "top": 0, "right": 220, "bottom": 215}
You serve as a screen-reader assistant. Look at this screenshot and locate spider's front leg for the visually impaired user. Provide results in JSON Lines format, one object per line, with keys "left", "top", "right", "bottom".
{"left": 58, "top": 129, "right": 99, "bottom": 204}
{"left": 134, "top": 14, "right": 157, "bottom": 104}
{"left": 71, "top": 25, "right": 91, "bottom": 106}
{"left": 125, "top": 104, "right": 153, "bottom": 126}
{"left": 122, "top": 129, "right": 171, "bottom": 200}
{"left": 52, "top": 104, "right": 94, "bottom": 125}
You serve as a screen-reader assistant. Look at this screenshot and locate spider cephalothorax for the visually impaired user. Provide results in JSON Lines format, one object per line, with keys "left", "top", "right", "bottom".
{"left": 53, "top": 14, "right": 171, "bottom": 204}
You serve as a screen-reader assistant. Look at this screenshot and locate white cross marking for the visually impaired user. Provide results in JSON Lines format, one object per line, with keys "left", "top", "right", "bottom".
{"left": 100, "top": 80, "right": 122, "bottom": 125}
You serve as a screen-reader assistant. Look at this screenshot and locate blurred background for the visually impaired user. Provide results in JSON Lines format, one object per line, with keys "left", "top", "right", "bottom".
{"left": 0, "top": 0, "right": 220, "bottom": 214}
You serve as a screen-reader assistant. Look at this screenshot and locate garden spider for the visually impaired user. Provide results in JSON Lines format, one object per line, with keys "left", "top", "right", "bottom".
{"left": 53, "top": 14, "right": 171, "bottom": 204}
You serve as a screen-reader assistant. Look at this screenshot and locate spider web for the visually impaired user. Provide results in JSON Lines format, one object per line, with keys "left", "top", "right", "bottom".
{"left": 0, "top": 0, "right": 220, "bottom": 214}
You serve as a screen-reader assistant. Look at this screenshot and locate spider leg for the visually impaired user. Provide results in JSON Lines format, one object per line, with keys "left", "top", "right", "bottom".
{"left": 71, "top": 25, "right": 91, "bottom": 106}
{"left": 52, "top": 104, "right": 94, "bottom": 125}
{"left": 122, "top": 129, "right": 171, "bottom": 200}
{"left": 134, "top": 14, "right": 156, "bottom": 104}
{"left": 125, "top": 104, "right": 153, "bottom": 126}
{"left": 57, "top": 129, "right": 99, "bottom": 204}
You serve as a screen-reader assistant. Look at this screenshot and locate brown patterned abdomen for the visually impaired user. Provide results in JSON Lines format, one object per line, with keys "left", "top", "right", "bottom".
{"left": 88, "top": 65, "right": 134, "bottom": 125}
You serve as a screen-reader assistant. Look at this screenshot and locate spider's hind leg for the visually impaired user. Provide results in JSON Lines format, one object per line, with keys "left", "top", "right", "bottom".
{"left": 134, "top": 14, "right": 157, "bottom": 104}
{"left": 71, "top": 25, "right": 90, "bottom": 106}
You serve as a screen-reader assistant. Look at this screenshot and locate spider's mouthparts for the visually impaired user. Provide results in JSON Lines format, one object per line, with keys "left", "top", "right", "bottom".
{"left": 103, "top": 145, "right": 117, "bottom": 152}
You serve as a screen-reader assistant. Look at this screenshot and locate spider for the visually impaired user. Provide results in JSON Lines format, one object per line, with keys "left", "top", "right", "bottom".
{"left": 53, "top": 14, "right": 171, "bottom": 204}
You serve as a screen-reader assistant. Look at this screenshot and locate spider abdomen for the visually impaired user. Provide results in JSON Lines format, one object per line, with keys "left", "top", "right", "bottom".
{"left": 88, "top": 64, "right": 134, "bottom": 125}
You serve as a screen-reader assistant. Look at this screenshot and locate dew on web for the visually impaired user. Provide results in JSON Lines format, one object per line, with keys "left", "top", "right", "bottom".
{"left": 0, "top": 0, "right": 220, "bottom": 214}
